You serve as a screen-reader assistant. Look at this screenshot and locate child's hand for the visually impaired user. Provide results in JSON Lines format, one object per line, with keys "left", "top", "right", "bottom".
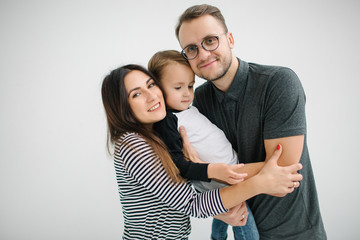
{"left": 179, "top": 126, "right": 203, "bottom": 163}
{"left": 208, "top": 163, "right": 248, "bottom": 185}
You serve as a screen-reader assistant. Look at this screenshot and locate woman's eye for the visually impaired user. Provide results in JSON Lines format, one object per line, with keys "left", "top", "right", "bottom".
{"left": 148, "top": 82, "right": 155, "bottom": 88}
{"left": 132, "top": 92, "right": 140, "bottom": 98}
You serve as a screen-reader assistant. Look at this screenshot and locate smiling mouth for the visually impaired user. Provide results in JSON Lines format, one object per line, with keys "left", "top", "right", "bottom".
{"left": 148, "top": 103, "right": 160, "bottom": 112}
{"left": 200, "top": 59, "right": 217, "bottom": 68}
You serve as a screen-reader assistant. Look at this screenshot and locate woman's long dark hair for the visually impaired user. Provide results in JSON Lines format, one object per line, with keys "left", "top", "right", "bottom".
{"left": 101, "top": 64, "right": 183, "bottom": 183}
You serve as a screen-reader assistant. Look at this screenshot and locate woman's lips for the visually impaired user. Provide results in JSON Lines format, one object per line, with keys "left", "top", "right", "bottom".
{"left": 148, "top": 102, "right": 160, "bottom": 112}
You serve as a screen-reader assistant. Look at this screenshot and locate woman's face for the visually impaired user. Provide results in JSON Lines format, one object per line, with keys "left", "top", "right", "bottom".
{"left": 124, "top": 70, "right": 166, "bottom": 127}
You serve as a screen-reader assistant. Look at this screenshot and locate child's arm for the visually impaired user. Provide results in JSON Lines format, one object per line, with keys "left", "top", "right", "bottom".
{"left": 154, "top": 112, "right": 246, "bottom": 184}
{"left": 179, "top": 125, "right": 265, "bottom": 181}
{"left": 153, "top": 112, "right": 210, "bottom": 182}
{"left": 178, "top": 125, "right": 247, "bottom": 184}
{"left": 208, "top": 163, "right": 247, "bottom": 185}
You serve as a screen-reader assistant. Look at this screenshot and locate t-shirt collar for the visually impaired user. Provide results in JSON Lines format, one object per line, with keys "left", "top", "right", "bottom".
{"left": 212, "top": 58, "right": 249, "bottom": 103}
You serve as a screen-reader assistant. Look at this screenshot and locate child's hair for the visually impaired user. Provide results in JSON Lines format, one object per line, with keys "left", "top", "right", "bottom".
{"left": 148, "top": 50, "right": 191, "bottom": 83}
{"left": 101, "top": 64, "right": 183, "bottom": 183}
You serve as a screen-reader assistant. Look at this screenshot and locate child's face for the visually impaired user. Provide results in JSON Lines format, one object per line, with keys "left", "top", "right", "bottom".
{"left": 160, "top": 62, "right": 195, "bottom": 111}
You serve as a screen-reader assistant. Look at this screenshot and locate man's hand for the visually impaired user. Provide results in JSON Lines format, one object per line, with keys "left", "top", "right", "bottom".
{"left": 214, "top": 202, "right": 249, "bottom": 226}
{"left": 179, "top": 126, "right": 202, "bottom": 163}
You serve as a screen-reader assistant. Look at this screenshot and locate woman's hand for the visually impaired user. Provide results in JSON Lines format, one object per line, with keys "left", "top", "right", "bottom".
{"left": 208, "top": 163, "right": 248, "bottom": 185}
{"left": 254, "top": 144, "right": 303, "bottom": 195}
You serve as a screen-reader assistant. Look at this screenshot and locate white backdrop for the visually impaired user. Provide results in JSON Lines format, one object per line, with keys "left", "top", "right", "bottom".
{"left": 1, "top": 0, "right": 359, "bottom": 239}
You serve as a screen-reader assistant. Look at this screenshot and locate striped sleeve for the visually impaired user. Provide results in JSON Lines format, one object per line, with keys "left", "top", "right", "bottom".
{"left": 116, "top": 132, "right": 227, "bottom": 218}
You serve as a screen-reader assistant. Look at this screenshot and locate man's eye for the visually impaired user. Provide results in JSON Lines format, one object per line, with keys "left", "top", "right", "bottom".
{"left": 204, "top": 37, "right": 216, "bottom": 45}
{"left": 186, "top": 45, "right": 197, "bottom": 53}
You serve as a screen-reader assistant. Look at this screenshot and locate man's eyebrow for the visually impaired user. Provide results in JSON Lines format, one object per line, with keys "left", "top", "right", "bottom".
{"left": 127, "top": 77, "right": 152, "bottom": 97}
{"left": 183, "top": 34, "right": 218, "bottom": 48}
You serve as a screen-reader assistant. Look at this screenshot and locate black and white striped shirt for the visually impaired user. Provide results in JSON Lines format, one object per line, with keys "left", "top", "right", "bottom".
{"left": 114, "top": 132, "right": 227, "bottom": 240}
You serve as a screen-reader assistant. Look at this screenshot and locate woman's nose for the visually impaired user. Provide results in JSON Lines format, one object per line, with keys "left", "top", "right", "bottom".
{"left": 145, "top": 89, "right": 157, "bottom": 102}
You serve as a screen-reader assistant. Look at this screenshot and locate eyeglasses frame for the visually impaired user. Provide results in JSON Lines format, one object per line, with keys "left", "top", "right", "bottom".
{"left": 180, "top": 32, "right": 228, "bottom": 60}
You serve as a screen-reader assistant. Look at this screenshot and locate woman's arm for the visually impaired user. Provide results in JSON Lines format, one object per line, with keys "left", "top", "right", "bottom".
{"left": 209, "top": 135, "right": 303, "bottom": 183}
{"left": 118, "top": 133, "right": 302, "bottom": 220}
{"left": 117, "top": 133, "right": 227, "bottom": 218}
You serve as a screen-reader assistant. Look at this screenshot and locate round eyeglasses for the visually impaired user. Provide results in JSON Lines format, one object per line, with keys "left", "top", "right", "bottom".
{"left": 181, "top": 32, "right": 227, "bottom": 60}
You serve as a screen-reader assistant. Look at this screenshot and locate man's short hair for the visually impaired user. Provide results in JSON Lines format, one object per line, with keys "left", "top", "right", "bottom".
{"left": 175, "top": 4, "right": 228, "bottom": 40}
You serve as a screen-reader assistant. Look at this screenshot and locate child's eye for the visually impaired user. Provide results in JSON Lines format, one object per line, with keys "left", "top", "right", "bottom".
{"left": 188, "top": 85, "right": 194, "bottom": 89}
{"left": 175, "top": 86, "right": 181, "bottom": 90}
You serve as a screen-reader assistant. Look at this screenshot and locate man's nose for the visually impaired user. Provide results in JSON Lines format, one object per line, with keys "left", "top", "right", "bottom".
{"left": 197, "top": 46, "right": 211, "bottom": 61}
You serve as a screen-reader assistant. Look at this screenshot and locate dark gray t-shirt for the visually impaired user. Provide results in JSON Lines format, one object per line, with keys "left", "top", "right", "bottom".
{"left": 193, "top": 58, "right": 326, "bottom": 239}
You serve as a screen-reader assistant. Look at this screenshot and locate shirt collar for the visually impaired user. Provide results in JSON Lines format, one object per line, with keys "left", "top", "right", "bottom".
{"left": 212, "top": 58, "right": 249, "bottom": 103}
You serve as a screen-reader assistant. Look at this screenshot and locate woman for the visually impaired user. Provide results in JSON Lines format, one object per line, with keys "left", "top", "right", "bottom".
{"left": 101, "top": 64, "right": 303, "bottom": 240}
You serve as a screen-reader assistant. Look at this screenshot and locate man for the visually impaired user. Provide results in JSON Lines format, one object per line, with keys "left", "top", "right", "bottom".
{"left": 176, "top": 4, "right": 326, "bottom": 240}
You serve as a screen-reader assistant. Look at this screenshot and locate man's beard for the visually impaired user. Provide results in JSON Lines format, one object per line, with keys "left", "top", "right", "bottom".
{"left": 200, "top": 56, "right": 232, "bottom": 82}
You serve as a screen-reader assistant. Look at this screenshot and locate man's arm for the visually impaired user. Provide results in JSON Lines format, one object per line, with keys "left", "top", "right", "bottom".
{"left": 263, "top": 135, "right": 304, "bottom": 197}
{"left": 224, "top": 135, "right": 304, "bottom": 180}
{"left": 264, "top": 135, "right": 304, "bottom": 166}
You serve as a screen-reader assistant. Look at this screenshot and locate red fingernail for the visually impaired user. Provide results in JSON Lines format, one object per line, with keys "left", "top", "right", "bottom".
{"left": 277, "top": 144, "right": 280, "bottom": 150}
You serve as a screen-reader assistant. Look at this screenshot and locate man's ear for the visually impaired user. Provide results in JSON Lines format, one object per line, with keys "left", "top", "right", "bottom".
{"left": 227, "top": 32, "right": 235, "bottom": 49}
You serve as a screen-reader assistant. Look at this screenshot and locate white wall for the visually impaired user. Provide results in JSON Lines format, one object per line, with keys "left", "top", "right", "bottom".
{"left": 1, "top": 0, "right": 359, "bottom": 239}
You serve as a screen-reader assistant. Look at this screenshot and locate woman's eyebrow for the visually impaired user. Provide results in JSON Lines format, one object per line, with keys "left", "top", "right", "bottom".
{"left": 128, "top": 77, "right": 152, "bottom": 97}
{"left": 146, "top": 78, "right": 152, "bottom": 84}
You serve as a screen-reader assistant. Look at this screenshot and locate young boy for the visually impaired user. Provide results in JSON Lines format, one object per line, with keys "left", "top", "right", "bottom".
{"left": 149, "top": 50, "right": 259, "bottom": 240}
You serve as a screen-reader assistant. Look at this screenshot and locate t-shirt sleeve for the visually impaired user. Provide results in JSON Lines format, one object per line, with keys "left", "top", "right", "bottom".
{"left": 153, "top": 112, "right": 210, "bottom": 182}
{"left": 263, "top": 68, "right": 307, "bottom": 139}
{"left": 117, "top": 133, "right": 227, "bottom": 218}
